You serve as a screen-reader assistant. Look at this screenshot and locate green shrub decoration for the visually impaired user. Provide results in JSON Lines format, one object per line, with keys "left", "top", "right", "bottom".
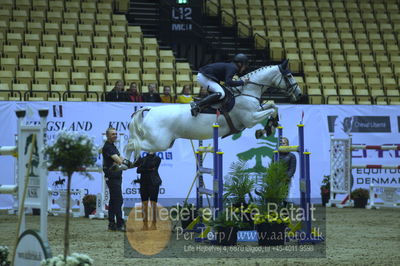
{"left": 258, "top": 161, "right": 289, "bottom": 208}
{"left": 224, "top": 159, "right": 255, "bottom": 205}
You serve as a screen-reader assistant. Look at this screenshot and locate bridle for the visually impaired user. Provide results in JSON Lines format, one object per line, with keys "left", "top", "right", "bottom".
{"left": 238, "top": 72, "right": 299, "bottom": 101}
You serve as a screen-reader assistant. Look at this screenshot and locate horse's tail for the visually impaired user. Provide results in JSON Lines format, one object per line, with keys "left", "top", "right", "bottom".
{"left": 127, "top": 107, "right": 150, "bottom": 160}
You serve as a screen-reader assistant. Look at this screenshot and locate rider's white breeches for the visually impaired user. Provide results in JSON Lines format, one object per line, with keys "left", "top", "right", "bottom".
{"left": 197, "top": 73, "right": 225, "bottom": 99}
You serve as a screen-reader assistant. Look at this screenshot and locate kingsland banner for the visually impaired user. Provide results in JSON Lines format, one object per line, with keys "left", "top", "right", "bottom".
{"left": 0, "top": 102, "right": 399, "bottom": 209}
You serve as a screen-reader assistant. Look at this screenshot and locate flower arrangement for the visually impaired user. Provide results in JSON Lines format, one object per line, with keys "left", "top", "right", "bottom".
{"left": 351, "top": 188, "right": 370, "bottom": 208}
{"left": 351, "top": 188, "right": 369, "bottom": 199}
{"left": 82, "top": 194, "right": 97, "bottom": 218}
{"left": 0, "top": 246, "right": 11, "bottom": 266}
{"left": 320, "top": 175, "right": 331, "bottom": 206}
{"left": 253, "top": 212, "right": 291, "bottom": 225}
{"left": 206, "top": 207, "right": 243, "bottom": 246}
{"left": 44, "top": 131, "right": 97, "bottom": 262}
{"left": 41, "top": 253, "right": 93, "bottom": 266}
{"left": 175, "top": 202, "right": 197, "bottom": 229}
{"left": 82, "top": 194, "right": 97, "bottom": 206}
{"left": 208, "top": 207, "right": 243, "bottom": 229}
{"left": 320, "top": 175, "right": 330, "bottom": 194}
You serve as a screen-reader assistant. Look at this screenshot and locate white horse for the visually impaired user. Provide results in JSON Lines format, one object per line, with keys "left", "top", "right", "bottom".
{"left": 125, "top": 60, "right": 302, "bottom": 161}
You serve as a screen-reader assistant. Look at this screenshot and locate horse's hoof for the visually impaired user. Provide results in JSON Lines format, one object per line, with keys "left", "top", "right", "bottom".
{"left": 255, "top": 129, "right": 265, "bottom": 139}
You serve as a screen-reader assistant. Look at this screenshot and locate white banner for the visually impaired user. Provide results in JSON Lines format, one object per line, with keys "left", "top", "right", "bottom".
{"left": 0, "top": 102, "right": 399, "bottom": 209}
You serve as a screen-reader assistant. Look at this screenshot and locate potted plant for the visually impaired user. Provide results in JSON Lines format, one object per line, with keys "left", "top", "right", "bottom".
{"left": 255, "top": 161, "right": 289, "bottom": 246}
{"left": 177, "top": 202, "right": 197, "bottom": 229}
{"left": 320, "top": 175, "right": 330, "bottom": 207}
{"left": 223, "top": 160, "right": 256, "bottom": 229}
{"left": 254, "top": 212, "right": 291, "bottom": 246}
{"left": 45, "top": 131, "right": 97, "bottom": 262}
{"left": 224, "top": 159, "right": 256, "bottom": 207}
{"left": 351, "top": 188, "right": 369, "bottom": 208}
{"left": 82, "top": 194, "right": 97, "bottom": 218}
{"left": 208, "top": 207, "right": 242, "bottom": 246}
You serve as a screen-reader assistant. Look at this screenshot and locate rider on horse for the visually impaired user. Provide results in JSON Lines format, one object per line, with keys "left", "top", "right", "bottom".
{"left": 190, "top": 53, "right": 250, "bottom": 117}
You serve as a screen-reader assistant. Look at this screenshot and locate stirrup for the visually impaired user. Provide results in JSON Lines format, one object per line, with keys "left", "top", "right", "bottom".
{"left": 190, "top": 102, "right": 200, "bottom": 117}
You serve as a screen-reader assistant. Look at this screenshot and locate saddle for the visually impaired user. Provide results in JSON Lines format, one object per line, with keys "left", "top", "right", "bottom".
{"left": 193, "top": 86, "right": 235, "bottom": 115}
{"left": 192, "top": 86, "right": 242, "bottom": 138}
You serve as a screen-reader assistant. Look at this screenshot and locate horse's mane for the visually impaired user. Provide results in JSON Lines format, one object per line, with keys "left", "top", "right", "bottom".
{"left": 241, "top": 65, "right": 275, "bottom": 79}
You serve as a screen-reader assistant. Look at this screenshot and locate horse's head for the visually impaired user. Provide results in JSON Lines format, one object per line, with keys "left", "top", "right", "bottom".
{"left": 277, "top": 59, "right": 302, "bottom": 102}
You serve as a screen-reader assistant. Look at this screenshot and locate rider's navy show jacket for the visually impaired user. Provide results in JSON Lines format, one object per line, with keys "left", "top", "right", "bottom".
{"left": 199, "top": 62, "right": 245, "bottom": 87}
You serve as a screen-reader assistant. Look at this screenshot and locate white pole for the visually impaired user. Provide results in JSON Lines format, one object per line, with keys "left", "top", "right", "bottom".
{"left": 0, "top": 146, "right": 17, "bottom": 156}
{"left": 0, "top": 185, "right": 18, "bottom": 194}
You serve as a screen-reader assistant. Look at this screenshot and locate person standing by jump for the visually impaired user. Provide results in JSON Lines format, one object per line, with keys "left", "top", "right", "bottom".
{"left": 102, "top": 128, "right": 127, "bottom": 232}
{"left": 190, "top": 53, "right": 250, "bottom": 116}
{"left": 135, "top": 152, "right": 162, "bottom": 230}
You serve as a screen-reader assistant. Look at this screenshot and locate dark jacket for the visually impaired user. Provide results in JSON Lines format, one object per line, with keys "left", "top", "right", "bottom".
{"left": 105, "top": 90, "right": 130, "bottom": 102}
{"left": 276, "top": 152, "right": 297, "bottom": 179}
{"left": 102, "top": 141, "right": 122, "bottom": 179}
{"left": 136, "top": 153, "right": 162, "bottom": 186}
{"left": 199, "top": 62, "right": 244, "bottom": 87}
{"left": 142, "top": 92, "right": 161, "bottom": 103}
{"left": 128, "top": 93, "right": 143, "bottom": 102}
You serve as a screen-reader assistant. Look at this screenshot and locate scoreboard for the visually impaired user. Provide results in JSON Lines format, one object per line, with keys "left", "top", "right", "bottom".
{"left": 159, "top": 0, "right": 203, "bottom": 42}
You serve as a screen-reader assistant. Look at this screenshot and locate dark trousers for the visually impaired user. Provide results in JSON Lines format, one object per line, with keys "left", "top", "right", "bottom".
{"left": 106, "top": 178, "right": 124, "bottom": 226}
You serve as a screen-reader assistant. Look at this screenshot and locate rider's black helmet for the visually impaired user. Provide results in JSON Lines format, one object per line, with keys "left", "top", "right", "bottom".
{"left": 233, "top": 53, "right": 249, "bottom": 65}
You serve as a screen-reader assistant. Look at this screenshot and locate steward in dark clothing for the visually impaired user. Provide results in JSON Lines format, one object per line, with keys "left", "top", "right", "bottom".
{"left": 102, "top": 140, "right": 124, "bottom": 231}
{"left": 135, "top": 152, "right": 162, "bottom": 230}
{"left": 136, "top": 153, "right": 162, "bottom": 202}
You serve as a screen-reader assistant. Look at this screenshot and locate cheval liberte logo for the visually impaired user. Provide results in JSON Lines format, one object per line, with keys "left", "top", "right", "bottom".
{"left": 327, "top": 116, "right": 391, "bottom": 133}
{"left": 231, "top": 120, "right": 278, "bottom": 173}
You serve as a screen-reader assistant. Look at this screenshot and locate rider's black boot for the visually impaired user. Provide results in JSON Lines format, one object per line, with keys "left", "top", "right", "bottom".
{"left": 190, "top": 93, "right": 222, "bottom": 117}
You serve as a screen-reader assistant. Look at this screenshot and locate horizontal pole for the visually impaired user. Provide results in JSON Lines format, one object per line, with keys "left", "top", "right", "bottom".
{"left": 352, "top": 165, "right": 400, "bottom": 169}
{"left": 78, "top": 167, "right": 103, "bottom": 172}
{"left": 198, "top": 187, "right": 213, "bottom": 196}
{"left": 0, "top": 184, "right": 17, "bottom": 194}
{"left": 197, "top": 146, "right": 214, "bottom": 153}
{"left": 351, "top": 145, "right": 400, "bottom": 151}
{"left": 278, "top": 145, "right": 299, "bottom": 152}
{"left": 49, "top": 166, "right": 102, "bottom": 172}
{"left": 0, "top": 146, "right": 17, "bottom": 156}
{"left": 198, "top": 167, "right": 213, "bottom": 174}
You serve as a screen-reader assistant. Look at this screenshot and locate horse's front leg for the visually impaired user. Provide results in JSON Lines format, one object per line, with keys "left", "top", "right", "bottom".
{"left": 241, "top": 108, "right": 276, "bottom": 129}
{"left": 252, "top": 108, "right": 277, "bottom": 124}
{"left": 250, "top": 108, "right": 280, "bottom": 138}
{"left": 259, "top": 101, "right": 278, "bottom": 118}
